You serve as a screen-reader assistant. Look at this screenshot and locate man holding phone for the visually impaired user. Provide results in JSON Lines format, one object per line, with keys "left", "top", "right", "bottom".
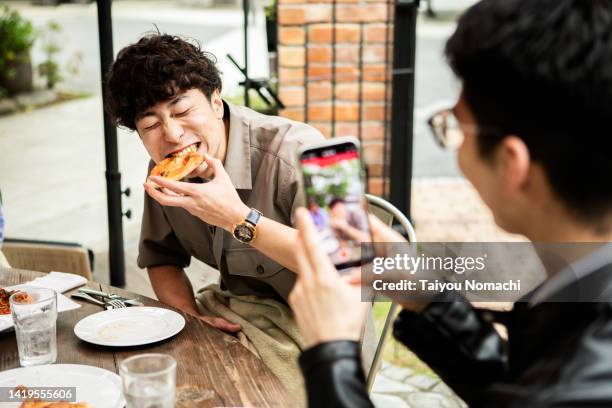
{"left": 289, "top": 0, "right": 612, "bottom": 406}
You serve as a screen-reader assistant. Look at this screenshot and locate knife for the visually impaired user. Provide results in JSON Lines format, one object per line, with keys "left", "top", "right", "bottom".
{"left": 78, "top": 288, "right": 144, "bottom": 306}
{"left": 71, "top": 292, "right": 106, "bottom": 307}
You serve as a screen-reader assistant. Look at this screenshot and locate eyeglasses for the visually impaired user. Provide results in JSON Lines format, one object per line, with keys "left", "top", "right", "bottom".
{"left": 426, "top": 107, "right": 465, "bottom": 151}
{"left": 427, "top": 105, "right": 503, "bottom": 151}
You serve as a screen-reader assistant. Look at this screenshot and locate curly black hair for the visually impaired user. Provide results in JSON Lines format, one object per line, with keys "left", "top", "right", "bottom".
{"left": 446, "top": 0, "right": 612, "bottom": 224}
{"left": 105, "top": 34, "right": 222, "bottom": 130}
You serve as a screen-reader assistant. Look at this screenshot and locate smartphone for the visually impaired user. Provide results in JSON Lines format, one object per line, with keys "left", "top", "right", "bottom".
{"left": 298, "top": 137, "right": 374, "bottom": 271}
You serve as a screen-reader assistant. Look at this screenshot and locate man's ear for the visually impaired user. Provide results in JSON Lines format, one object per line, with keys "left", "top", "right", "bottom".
{"left": 210, "top": 89, "right": 224, "bottom": 120}
{"left": 498, "top": 136, "right": 531, "bottom": 196}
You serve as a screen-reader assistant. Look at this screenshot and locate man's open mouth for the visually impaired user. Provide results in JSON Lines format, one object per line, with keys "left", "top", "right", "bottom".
{"left": 166, "top": 142, "right": 201, "bottom": 159}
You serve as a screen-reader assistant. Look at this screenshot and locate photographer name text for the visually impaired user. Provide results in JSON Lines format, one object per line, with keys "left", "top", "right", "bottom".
{"left": 373, "top": 279, "right": 522, "bottom": 292}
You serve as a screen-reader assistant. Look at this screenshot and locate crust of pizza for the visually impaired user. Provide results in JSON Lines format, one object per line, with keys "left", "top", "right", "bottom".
{"left": 147, "top": 152, "right": 204, "bottom": 186}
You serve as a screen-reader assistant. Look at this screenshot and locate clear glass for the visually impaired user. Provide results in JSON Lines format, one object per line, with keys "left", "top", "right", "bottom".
{"left": 9, "top": 287, "right": 57, "bottom": 366}
{"left": 120, "top": 354, "right": 176, "bottom": 408}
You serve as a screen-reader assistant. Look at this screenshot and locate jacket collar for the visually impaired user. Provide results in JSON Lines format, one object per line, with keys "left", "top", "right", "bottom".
{"left": 503, "top": 264, "right": 612, "bottom": 376}
{"left": 492, "top": 263, "right": 612, "bottom": 331}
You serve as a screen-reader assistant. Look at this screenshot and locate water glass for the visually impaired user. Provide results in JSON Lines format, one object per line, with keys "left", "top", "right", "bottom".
{"left": 10, "top": 287, "right": 57, "bottom": 366}
{"left": 120, "top": 353, "right": 176, "bottom": 408}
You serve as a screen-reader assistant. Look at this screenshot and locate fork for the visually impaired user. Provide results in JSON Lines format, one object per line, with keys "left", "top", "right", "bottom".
{"left": 105, "top": 299, "right": 127, "bottom": 309}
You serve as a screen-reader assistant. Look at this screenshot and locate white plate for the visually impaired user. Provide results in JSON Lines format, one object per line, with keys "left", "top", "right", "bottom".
{"left": 0, "top": 364, "right": 124, "bottom": 408}
{"left": 74, "top": 307, "right": 185, "bottom": 347}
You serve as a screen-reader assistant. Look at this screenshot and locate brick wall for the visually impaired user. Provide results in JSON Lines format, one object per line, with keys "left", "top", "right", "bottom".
{"left": 276, "top": 0, "right": 393, "bottom": 196}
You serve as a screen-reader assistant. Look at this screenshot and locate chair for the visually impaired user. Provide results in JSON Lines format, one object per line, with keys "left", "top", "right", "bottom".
{"left": 1, "top": 238, "right": 94, "bottom": 280}
{"left": 364, "top": 194, "right": 417, "bottom": 391}
{"left": 0, "top": 188, "right": 94, "bottom": 280}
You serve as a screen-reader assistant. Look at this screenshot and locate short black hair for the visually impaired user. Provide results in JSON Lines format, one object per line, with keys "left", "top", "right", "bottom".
{"left": 329, "top": 198, "right": 345, "bottom": 209}
{"left": 445, "top": 0, "right": 612, "bottom": 223}
{"left": 105, "top": 34, "right": 222, "bottom": 130}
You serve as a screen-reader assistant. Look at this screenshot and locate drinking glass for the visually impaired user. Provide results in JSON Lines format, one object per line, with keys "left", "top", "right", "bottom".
{"left": 120, "top": 353, "right": 176, "bottom": 408}
{"left": 10, "top": 287, "right": 57, "bottom": 366}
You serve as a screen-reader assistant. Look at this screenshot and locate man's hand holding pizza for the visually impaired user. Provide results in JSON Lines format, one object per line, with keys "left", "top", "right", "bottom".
{"left": 145, "top": 151, "right": 302, "bottom": 287}
{"left": 144, "top": 153, "right": 250, "bottom": 232}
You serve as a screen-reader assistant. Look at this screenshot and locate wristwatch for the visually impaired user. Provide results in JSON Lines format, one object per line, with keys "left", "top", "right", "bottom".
{"left": 232, "top": 208, "right": 262, "bottom": 243}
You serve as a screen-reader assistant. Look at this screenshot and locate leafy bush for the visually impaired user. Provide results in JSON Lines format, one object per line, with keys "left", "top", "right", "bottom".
{"left": 0, "top": 6, "right": 36, "bottom": 74}
{"left": 264, "top": 0, "right": 276, "bottom": 21}
{"left": 38, "top": 21, "right": 62, "bottom": 89}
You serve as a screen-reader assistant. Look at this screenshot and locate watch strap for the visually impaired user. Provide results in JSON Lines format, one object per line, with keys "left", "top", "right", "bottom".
{"left": 245, "top": 208, "right": 262, "bottom": 226}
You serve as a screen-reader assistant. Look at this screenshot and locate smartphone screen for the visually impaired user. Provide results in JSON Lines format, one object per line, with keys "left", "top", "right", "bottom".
{"left": 300, "top": 140, "right": 374, "bottom": 270}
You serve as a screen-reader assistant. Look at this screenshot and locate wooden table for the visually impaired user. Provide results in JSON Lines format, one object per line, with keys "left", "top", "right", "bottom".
{"left": 0, "top": 267, "right": 291, "bottom": 407}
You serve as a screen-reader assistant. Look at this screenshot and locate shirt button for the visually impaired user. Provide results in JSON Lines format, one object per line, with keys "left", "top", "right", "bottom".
{"left": 256, "top": 265, "right": 265, "bottom": 275}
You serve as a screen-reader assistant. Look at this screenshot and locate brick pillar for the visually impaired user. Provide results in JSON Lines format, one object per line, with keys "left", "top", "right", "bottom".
{"left": 277, "top": 0, "right": 393, "bottom": 197}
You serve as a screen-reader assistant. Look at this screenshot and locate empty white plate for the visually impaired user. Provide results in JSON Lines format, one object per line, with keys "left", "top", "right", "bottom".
{"left": 74, "top": 307, "right": 185, "bottom": 347}
{"left": 0, "top": 364, "right": 124, "bottom": 408}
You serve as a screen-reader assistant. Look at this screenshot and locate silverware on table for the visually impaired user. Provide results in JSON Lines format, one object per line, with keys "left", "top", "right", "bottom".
{"left": 72, "top": 293, "right": 127, "bottom": 310}
{"left": 78, "top": 288, "right": 143, "bottom": 306}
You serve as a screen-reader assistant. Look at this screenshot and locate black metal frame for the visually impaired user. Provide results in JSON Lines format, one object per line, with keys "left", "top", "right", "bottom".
{"left": 389, "top": 0, "right": 419, "bottom": 221}
{"left": 97, "top": 0, "right": 126, "bottom": 287}
{"left": 229, "top": 0, "right": 282, "bottom": 111}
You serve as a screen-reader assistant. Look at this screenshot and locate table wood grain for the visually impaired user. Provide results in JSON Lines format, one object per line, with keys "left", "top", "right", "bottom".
{"left": 0, "top": 267, "right": 292, "bottom": 407}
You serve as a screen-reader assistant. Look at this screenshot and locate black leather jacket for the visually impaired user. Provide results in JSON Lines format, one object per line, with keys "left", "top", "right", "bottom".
{"left": 299, "top": 265, "right": 612, "bottom": 407}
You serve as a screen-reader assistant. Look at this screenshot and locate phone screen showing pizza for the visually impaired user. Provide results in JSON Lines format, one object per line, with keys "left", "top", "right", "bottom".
{"left": 300, "top": 142, "right": 374, "bottom": 270}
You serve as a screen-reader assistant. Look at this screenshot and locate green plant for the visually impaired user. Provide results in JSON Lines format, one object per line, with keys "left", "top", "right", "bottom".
{"left": 224, "top": 89, "right": 277, "bottom": 115}
{"left": 264, "top": 0, "right": 276, "bottom": 21}
{"left": 303, "top": 160, "right": 355, "bottom": 207}
{"left": 37, "top": 21, "right": 63, "bottom": 89}
{"left": 0, "top": 6, "right": 36, "bottom": 77}
{"left": 373, "top": 302, "right": 436, "bottom": 376}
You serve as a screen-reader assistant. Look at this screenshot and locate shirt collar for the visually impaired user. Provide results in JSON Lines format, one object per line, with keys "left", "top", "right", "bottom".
{"left": 222, "top": 100, "right": 252, "bottom": 190}
{"left": 529, "top": 243, "right": 612, "bottom": 306}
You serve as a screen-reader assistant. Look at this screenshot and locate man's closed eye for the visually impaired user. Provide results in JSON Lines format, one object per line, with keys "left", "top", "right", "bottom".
{"left": 144, "top": 122, "right": 160, "bottom": 131}
{"left": 174, "top": 109, "right": 191, "bottom": 117}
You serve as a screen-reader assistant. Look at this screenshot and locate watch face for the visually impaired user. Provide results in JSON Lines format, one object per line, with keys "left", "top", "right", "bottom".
{"left": 234, "top": 224, "right": 255, "bottom": 242}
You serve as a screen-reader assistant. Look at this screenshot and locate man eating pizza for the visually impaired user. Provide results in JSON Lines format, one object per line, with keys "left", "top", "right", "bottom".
{"left": 105, "top": 34, "right": 326, "bottom": 397}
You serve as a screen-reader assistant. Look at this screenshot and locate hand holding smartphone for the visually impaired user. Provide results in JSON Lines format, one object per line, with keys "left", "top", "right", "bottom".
{"left": 298, "top": 137, "right": 374, "bottom": 271}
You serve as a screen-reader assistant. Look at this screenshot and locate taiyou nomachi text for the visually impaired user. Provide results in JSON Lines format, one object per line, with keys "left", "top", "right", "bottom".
{"left": 373, "top": 279, "right": 522, "bottom": 293}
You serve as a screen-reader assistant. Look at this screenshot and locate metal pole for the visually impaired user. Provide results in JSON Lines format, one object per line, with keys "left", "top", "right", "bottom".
{"left": 243, "top": 0, "right": 250, "bottom": 107}
{"left": 96, "top": 0, "right": 126, "bottom": 287}
{"left": 389, "top": 0, "right": 419, "bottom": 221}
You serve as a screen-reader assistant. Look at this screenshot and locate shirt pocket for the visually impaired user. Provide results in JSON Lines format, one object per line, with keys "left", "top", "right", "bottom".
{"left": 224, "top": 247, "right": 286, "bottom": 278}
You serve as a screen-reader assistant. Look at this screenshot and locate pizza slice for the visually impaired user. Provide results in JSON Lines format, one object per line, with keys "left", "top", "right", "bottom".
{"left": 147, "top": 149, "right": 204, "bottom": 187}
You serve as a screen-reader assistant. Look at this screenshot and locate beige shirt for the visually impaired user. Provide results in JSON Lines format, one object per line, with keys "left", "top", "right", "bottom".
{"left": 138, "top": 101, "right": 324, "bottom": 301}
